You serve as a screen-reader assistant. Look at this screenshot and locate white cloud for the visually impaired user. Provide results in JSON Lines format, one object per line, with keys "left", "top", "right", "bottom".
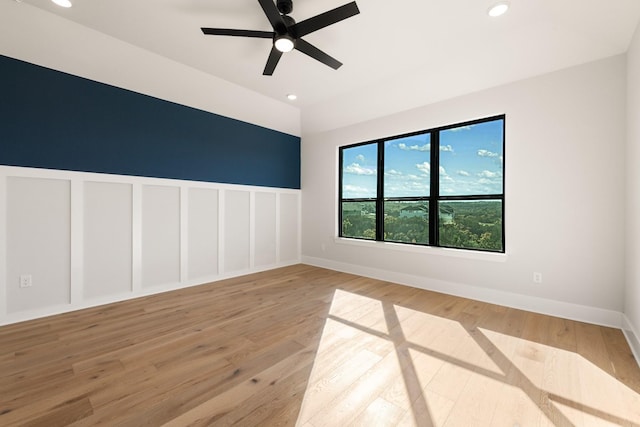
{"left": 344, "top": 163, "right": 376, "bottom": 176}
{"left": 388, "top": 172, "right": 424, "bottom": 180}
{"left": 355, "top": 154, "right": 365, "bottom": 163}
{"left": 478, "top": 149, "right": 499, "bottom": 158}
{"left": 416, "top": 162, "right": 430, "bottom": 174}
{"left": 344, "top": 185, "right": 366, "bottom": 193}
{"left": 478, "top": 170, "right": 501, "bottom": 178}
{"left": 399, "top": 143, "right": 430, "bottom": 152}
{"left": 385, "top": 169, "right": 403, "bottom": 176}
{"left": 449, "top": 125, "right": 473, "bottom": 132}
{"left": 441, "top": 187, "right": 456, "bottom": 194}
{"left": 440, "top": 145, "right": 454, "bottom": 152}
{"left": 385, "top": 180, "right": 428, "bottom": 196}
{"left": 440, "top": 166, "right": 454, "bottom": 181}
{"left": 343, "top": 185, "right": 375, "bottom": 198}
{"left": 457, "top": 170, "right": 470, "bottom": 176}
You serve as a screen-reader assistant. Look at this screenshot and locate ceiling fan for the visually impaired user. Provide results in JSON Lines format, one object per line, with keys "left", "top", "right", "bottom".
{"left": 201, "top": 0, "right": 360, "bottom": 76}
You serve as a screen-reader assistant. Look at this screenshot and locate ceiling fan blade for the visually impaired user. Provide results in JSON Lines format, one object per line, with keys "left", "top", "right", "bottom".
{"left": 295, "top": 38, "right": 342, "bottom": 70}
{"left": 258, "top": 0, "right": 286, "bottom": 32}
{"left": 263, "top": 46, "right": 283, "bottom": 75}
{"left": 291, "top": 2, "right": 359, "bottom": 38}
{"left": 201, "top": 28, "right": 274, "bottom": 38}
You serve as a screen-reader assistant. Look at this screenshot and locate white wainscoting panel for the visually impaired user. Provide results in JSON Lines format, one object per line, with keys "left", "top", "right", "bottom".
{"left": 0, "top": 166, "right": 301, "bottom": 325}
{"left": 224, "top": 190, "right": 250, "bottom": 273}
{"left": 141, "top": 185, "right": 181, "bottom": 289}
{"left": 255, "top": 192, "right": 277, "bottom": 268}
{"left": 188, "top": 187, "right": 219, "bottom": 280}
{"left": 6, "top": 176, "right": 71, "bottom": 313}
{"left": 280, "top": 192, "right": 300, "bottom": 263}
{"left": 84, "top": 181, "right": 133, "bottom": 299}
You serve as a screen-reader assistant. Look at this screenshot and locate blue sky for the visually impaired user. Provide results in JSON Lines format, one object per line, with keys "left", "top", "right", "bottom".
{"left": 342, "top": 143, "right": 378, "bottom": 198}
{"left": 342, "top": 119, "right": 503, "bottom": 198}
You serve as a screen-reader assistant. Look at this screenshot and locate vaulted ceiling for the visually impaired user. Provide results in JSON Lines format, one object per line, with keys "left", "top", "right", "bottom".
{"left": 13, "top": 0, "right": 640, "bottom": 133}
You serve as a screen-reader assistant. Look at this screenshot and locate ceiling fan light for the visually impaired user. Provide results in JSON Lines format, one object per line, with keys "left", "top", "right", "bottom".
{"left": 51, "top": 0, "right": 72, "bottom": 7}
{"left": 274, "top": 35, "right": 295, "bottom": 53}
{"left": 488, "top": 1, "right": 509, "bottom": 17}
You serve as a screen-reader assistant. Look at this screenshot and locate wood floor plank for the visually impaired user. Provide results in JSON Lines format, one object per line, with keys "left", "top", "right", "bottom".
{"left": 19, "top": 395, "right": 93, "bottom": 427}
{"left": 296, "top": 348, "right": 383, "bottom": 425}
{"left": 159, "top": 346, "right": 316, "bottom": 427}
{"left": 308, "top": 350, "right": 405, "bottom": 427}
{"left": 0, "top": 265, "right": 639, "bottom": 426}
{"left": 211, "top": 361, "right": 315, "bottom": 426}
{"left": 350, "top": 397, "right": 405, "bottom": 427}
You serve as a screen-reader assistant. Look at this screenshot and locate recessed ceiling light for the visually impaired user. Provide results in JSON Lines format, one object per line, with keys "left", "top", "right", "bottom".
{"left": 51, "top": 0, "right": 72, "bottom": 7}
{"left": 488, "top": 1, "right": 509, "bottom": 17}
{"left": 287, "top": 94, "right": 297, "bottom": 101}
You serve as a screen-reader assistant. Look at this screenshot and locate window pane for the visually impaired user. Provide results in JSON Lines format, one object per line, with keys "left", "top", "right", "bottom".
{"left": 341, "top": 201, "right": 376, "bottom": 240}
{"left": 384, "top": 134, "right": 430, "bottom": 197}
{"left": 439, "top": 119, "right": 503, "bottom": 196}
{"left": 342, "top": 144, "right": 378, "bottom": 199}
{"left": 438, "top": 200, "right": 503, "bottom": 251}
{"left": 384, "top": 201, "right": 429, "bottom": 244}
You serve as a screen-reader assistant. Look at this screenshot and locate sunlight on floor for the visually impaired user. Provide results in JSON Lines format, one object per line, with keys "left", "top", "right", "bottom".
{"left": 295, "top": 289, "right": 640, "bottom": 426}
{"left": 482, "top": 328, "right": 640, "bottom": 426}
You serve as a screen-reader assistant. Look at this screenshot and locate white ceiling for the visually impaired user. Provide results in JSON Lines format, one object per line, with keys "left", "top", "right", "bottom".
{"left": 17, "top": 0, "right": 640, "bottom": 133}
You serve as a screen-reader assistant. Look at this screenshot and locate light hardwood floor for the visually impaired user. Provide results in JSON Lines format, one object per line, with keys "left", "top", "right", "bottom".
{"left": 1, "top": 265, "right": 639, "bottom": 426}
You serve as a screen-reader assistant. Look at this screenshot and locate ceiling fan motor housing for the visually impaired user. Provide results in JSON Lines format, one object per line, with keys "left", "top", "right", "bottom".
{"left": 277, "top": 0, "right": 293, "bottom": 15}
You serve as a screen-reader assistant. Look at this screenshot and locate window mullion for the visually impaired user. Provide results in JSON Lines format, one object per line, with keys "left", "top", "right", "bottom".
{"left": 376, "top": 141, "right": 385, "bottom": 241}
{"left": 430, "top": 131, "right": 439, "bottom": 246}
{"left": 338, "top": 148, "right": 344, "bottom": 237}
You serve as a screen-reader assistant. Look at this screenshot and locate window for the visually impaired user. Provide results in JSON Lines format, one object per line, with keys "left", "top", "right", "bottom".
{"left": 339, "top": 115, "right": 505, "bottom": 252}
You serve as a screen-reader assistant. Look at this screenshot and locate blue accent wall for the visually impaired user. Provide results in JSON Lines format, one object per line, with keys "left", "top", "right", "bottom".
{"left": 0, "top": 55, "right": 300, "bottom": 189}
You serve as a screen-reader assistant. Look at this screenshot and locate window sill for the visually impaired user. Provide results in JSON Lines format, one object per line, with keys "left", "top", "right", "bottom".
{"left": 334, "top": 237, "right": 508, "bottom": 262}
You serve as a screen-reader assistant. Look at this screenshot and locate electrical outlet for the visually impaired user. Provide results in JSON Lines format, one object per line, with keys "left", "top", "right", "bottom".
{"left": 19, "top": 274, "right": 32, "bottom": 288}
{"left": 533, "top": 272, "right": 543, "bottom": 284}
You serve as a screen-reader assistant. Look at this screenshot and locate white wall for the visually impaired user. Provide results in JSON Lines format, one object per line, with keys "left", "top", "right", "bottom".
{"left": 0, "top": 166, "right": 300, "bottom": 326}
{"left": 625, "top": 24, "right": 640, "bottom": 360}
{"left": 0, "top": 1, "right": 300, "bottom": 137}
{"left": 301, "top": 55, "right": 627, "bottom": 327}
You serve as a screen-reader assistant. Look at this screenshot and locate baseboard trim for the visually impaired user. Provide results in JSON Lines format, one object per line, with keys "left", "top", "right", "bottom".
{"left": 0, "top": 260, "right": 300, "bottom": 327}
{"left": 622, "top": 315, "right": 640, "bottom": 367}
{"left": 302, "top": 256, "right": 623, "bottom": 329}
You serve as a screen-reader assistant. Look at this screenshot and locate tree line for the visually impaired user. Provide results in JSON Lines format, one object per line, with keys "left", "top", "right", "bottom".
{"left": 342, "top": 201, "right": 502, "bottom": 251}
